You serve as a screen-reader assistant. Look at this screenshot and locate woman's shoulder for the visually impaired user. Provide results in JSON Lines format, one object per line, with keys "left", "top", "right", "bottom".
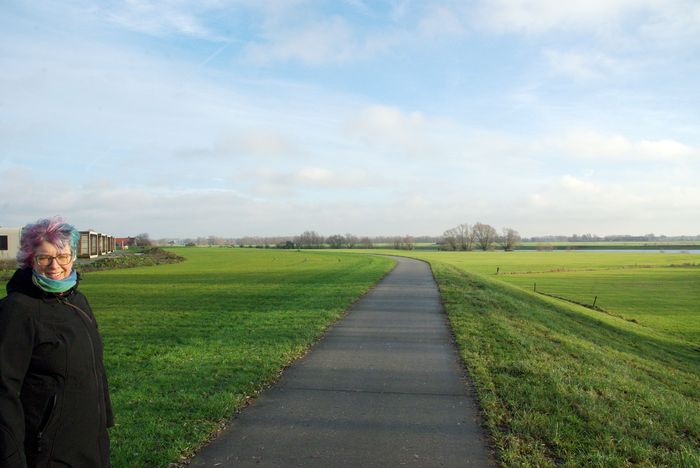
{"left": 0, "top": 288, "right": 39, "bottom": 323}
{"left": 5, "top": 268, "right": 39, "bottom": 296}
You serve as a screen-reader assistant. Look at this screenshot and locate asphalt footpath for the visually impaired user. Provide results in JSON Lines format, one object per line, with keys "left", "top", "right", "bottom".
{"left": 189, "top": 256, "right": 494, "bottom": 467}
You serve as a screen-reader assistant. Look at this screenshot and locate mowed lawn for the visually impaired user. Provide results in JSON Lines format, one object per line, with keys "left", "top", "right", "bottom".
{"left": 78, "top": 248, "right": 394, "bottom": 467}
{"left": 390, "top": 250, "right": 700, "bottom": 466}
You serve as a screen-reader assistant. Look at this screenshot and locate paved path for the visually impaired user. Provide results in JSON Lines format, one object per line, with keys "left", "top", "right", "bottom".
{"left": 189, "top": 257, "right": 494, "bottom": 467}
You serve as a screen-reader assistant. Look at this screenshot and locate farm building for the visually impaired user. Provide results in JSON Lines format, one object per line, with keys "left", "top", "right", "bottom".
{"left": 0, "top": 227, "right": 22, "bottom": 261}
{"left": 115, "top": 237, "right": 136, "bottom": 249}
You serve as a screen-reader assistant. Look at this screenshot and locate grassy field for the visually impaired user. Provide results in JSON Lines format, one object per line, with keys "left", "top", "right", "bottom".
{"left": 373, "top": 250, "right": 700, "bottom": 466}
{"left": 405, "top": 251, "right": 700, "bottom": 341}
{"left": 6, "top": 246, "right": 697, "bottom": 465}
{"left": 76, "top": 248, "right": 395, "bottom": 467}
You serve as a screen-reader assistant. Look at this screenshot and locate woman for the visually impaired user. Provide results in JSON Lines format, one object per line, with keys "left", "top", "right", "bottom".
{"left": 0, "top": 217, "right": 113, "bottom": 467}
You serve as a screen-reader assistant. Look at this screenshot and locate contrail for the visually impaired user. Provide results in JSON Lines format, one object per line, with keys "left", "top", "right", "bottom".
{"left": 200, "top": 41, "right": 233, "bottom": 66}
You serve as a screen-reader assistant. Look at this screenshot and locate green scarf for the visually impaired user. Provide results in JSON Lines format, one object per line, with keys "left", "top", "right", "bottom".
{"left": 32, "top": 269, "right": 78, "bottom": 294}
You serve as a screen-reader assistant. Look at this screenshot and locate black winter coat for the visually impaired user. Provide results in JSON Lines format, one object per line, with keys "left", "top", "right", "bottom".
{"left": 0, "top": 268, "right": 113, "bottom": 467}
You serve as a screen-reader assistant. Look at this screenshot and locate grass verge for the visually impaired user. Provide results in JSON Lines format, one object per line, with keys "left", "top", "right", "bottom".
{"left": 432, "top": 261, "right": 699, "bottom": 466}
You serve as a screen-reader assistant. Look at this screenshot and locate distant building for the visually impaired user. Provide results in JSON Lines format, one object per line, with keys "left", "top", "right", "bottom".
{"left": 0, "top": 227, "right": 22, "bottom": 262}
{"left": 114, "top": 237, "right": 135, "bottom": 250}
{"left": 78, "top": 231, "right": 115, "bottom": 258}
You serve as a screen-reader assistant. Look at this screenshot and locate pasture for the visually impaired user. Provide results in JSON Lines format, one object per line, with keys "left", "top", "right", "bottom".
{"left": 77, "top": 248, "right": 395, "bottom": 467}
{"left": 383, "top": 250, "right": 699, "bottom": 466}
{"left": 413, "top": 251, "right": 700, "bottom": 342}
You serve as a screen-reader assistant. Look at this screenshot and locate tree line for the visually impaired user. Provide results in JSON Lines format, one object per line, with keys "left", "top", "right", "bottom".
{"left": 147, "top": 231, "right": 699, "bottom": 248}
{"left": 441, "top": 222, "right": 521, "bottom": 251}
{"left": 290, "top": 231, "right": 416, "bottom": 250}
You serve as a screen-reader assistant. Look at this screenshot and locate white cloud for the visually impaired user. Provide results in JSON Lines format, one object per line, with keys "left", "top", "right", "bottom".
{"left": 242, "top": 14, "right": 403, "bottom": 65}
{"left": 560, "top": 175, "right": 601, "bottom": 193}
{"left": 520, "top": 173, "right": 700, "bottom": 235}
{"left": 637, "top": 139, "right": 695, "bottom": 159}
{"left": 539, "top": 130, "right": 697, "bottom": 161}
{"left": 544, "top": 49, "right": 623, "bottom": 81}
{"left": 104, "top": 0, "right": 215, "bottom": 38}
{"left": 297, "top": 167, "right": 334, "bottom": 184}
{"left": 345, "top": 105, "right": 446, "bottom": 159}
{"left": 473, "top": 0, "right": 658, "bottom": 34}
{"left": 418, "top": 5, "right": 467, "bottom": 39}
{"left": 244, "top": 16, "right": 357, "bottom": 65}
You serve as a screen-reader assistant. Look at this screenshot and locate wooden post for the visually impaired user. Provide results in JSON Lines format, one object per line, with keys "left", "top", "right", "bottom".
{"left": 534, "top": 282, "right": 537, "bottom": 292}
{"left": 593, "top": 296, "right": 598, "bottom": 307}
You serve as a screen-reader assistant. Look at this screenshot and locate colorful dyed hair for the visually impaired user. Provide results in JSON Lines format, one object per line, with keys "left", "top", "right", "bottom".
{"left": 17, "top": 216, "right": 80, "bottom": 268}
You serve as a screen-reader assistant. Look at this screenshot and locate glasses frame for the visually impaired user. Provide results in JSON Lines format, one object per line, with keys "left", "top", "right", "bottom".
{"left": 34, "top": 253, "right": 75, "bottom": 267}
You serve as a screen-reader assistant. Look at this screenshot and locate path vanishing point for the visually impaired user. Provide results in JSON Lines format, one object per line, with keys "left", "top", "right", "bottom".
{"left": 189, "top": 256, "right": 494, "bottom": 467}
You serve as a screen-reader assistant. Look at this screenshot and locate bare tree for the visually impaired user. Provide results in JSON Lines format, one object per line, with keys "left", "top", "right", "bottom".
{"left": 472, "top": 222, "right": 498, "bottom": 251}
{"left": 344, "top": 233, "right": 358, "bottom": 249}
{"left": 500, "top": 228, "right": 521, "bottom": 251}
{"left": 295, "top": 231, "right": 323, "bottom": 249}
{"left": 456, "top": 223, "right": 473, "bottom": 250}
{"left": 442, "top": 228, "right": 458, "bottom": 251}
{"left": 359, "top": 237, "right": 373, "bottom": 249}
{"left": 393, "top": 235, "right": 415, "bottom": 250}
{"left": 135, "top": 233, "right": 152, "bottom": 247}
{"left": 326, "top": 234, "right": 345, "bottom": 249}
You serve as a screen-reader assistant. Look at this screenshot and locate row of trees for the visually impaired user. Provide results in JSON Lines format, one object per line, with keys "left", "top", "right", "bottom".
{"left": 293, "top": 231, "right": 376, "bottom": 249}
{"left": 291, "top": 232, "right": 416, "bottom": 250}
{"left": 442, "top": 223, "right": 521, "bottom": 251}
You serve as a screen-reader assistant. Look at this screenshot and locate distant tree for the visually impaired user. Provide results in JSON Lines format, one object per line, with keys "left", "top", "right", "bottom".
{"left": 207, "top": 235, "right": 226, "bottom": 246}
{"left": 500, "top": 228, "right": 521, "bottom": 251}
{"left": 326, "top": 234, "right": 345, "bottom": 249}
{"left": 344, "top": 233, "right": 358, "bottom": 249}
{"left": 442, "top": 224, "right": 474, "bottom": 251}
{"left": 472, "top": 223, "right": 498, "bottom": 251}
{"left": 295, "top": 231, "right": 323, "bottom": 249}
{"left": 456, "top": 223, "right": 473, "bottom": 250}
{"left": 359, "top": 237, "right": 373, "bottom": 249}
{"left": 135, "top": 233, "right": 152, "bottom": 247}
{"left": 442, "top": 228, "right": 458, "bottom": 251}
{"left": 393, "top": 235, "right": 415, "bottom": 250}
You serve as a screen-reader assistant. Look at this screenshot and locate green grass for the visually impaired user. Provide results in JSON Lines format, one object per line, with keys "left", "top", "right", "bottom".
{"left": 76, "top": 248, "right": 395, "bottom": 467}
{"left": 368, "top": 250, "right": 700, "bottom": 466}
{"left": 406, "top": 251, "right": 700, "bottom": 343}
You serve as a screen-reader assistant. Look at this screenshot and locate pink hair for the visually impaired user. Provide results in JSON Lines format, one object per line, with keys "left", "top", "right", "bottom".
{"left": 17, "top": 216, "right": 80, "bottom": 269}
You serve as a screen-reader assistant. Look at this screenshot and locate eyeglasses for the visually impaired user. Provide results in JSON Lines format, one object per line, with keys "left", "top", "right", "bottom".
{"left": 35, "top": 254, "right": 74, "bottom": 266}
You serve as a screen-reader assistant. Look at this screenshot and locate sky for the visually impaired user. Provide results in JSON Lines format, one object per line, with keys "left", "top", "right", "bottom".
{"left": 1, "top": 0, "right": 699, "bottom": 238}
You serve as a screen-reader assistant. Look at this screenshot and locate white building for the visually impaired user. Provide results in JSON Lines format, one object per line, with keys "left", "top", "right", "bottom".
{"left": 0, "top": 227, "right": 22, "bottom": 262}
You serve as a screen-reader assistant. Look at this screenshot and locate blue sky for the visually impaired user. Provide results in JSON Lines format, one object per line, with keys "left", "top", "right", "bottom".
{"left": 2, "top": 0, "right": 699, "bottom": 238}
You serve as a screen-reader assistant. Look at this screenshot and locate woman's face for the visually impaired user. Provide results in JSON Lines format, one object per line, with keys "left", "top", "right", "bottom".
{"left": 33, "top": 241, "right": 74, "bottom": 280}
